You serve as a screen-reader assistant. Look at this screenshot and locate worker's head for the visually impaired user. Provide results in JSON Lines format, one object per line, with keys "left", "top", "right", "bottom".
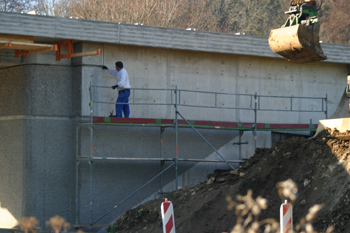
{"left": 115, "top": 61, "right": 123, "bottom": 71}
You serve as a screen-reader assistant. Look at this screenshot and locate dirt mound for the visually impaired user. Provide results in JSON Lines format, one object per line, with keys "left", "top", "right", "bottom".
{"left": 108, "top": 129, "right": 350, "bottom": 233}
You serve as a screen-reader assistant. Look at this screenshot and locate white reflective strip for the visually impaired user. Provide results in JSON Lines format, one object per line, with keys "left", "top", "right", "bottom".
{"left": 283, "top": 205, "right": 291, "bottom": 228}
{"left": 280, "top": 202, "right": 293, "bottom": 233}
{"left": 161, "top": 201, "right": 176, "bottom": 233}
{"left": 164, "top": 208, "right": 172, "bottom": 222}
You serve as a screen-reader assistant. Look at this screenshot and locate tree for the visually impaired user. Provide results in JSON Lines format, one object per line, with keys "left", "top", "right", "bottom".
{"left": 0, "top": 0, "right": 34, "bottom": 12}
{"left": 320, "top": 0, "right": 350, "bottom": 44}
{"left": 35, "top": 0, "right": 71, "bottom": 16}
{"left": 41, "top": 0, "right": 217, "bottom": 31}
{"left": 20, "top": 0, "right": 349, "bottom": 45}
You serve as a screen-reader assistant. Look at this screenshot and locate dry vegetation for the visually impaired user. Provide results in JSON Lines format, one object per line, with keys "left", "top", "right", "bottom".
{"left": 14, "top": 179, "right": 334, "bottom": 233}
{"left": 17, "top": 215, "right": 73, "bottom": 233}
{"left": 226, "top": 179, "right": 334, "bottom": 233}
{"left": 1, "top": 0, "right": 349, "bottom": 44}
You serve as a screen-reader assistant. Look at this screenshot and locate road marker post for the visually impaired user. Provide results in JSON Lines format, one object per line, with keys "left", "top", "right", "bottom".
{"left": 161, "top": 198, "right": 176, "bottom": 233}
{"left": 280, "top": 200, "right": 293, "bottom": 233}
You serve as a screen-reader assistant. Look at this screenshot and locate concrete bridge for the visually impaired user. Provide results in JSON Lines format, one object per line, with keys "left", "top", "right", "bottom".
{"left": 0, "top": 12, "right": 349, "bottom": 230}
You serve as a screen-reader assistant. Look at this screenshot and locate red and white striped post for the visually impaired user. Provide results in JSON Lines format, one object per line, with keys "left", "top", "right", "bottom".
{"left": 280, "top": 200, "right": 293, "bottom": 233}
{"left": 161, "top": 198, "right": 176, "bottom": 233}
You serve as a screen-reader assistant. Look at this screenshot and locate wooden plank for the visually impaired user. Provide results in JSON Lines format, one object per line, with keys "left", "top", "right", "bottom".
{"left": 71, "top": 49, "right": 101, "bottom": 58}
{"left": 11, "top": 41, "right": 55, "bottom": 50}
{"left": 0, "top": 40, "right": 56, "bottom": 50}
{"left": 0, "top": 33, "right": 33, "bottom": 43}
{"left": 28, "top": 44, "right": 57, "bottom": 54}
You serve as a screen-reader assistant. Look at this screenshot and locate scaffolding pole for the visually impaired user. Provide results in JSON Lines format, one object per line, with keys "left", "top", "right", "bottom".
{"left": 75, "top": 120, "right": 80, "bottom": 225}
{"left": 89, "top": 81, "right": 94, "bottom": 228}
{"left": 174, "top": 86, "right": 179, "bottom": 190}
{"left": 77, "top": 156, "right": 243, "bottom": 163}
{"left": 176, "top": 111, "right": 235, "bottom": 170}
{"left": 74, "top": 85, "right": 328, "bottom": 227}
{"left": 254, "top": 92, "right": 258, "bottom": 149}
{"left": 160, "top": 126, "right": 165, "bottom": 194}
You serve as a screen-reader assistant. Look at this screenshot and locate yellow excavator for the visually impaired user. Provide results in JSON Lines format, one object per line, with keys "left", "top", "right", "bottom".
{"left": 315, "top": 75, "right": 350, "bottom": 137}
{"left": 269, "top": 0, "right": 327, "bottom": 63}
{"left": 270, "top": 1, "right": 350, "bottom": 136}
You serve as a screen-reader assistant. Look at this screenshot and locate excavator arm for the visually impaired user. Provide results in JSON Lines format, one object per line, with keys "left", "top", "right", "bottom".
{"left": 272, "top": 2, "right": 350, "bottom": 137}
{"left": 268, "top": 0, "right": 327, "bottom": 63}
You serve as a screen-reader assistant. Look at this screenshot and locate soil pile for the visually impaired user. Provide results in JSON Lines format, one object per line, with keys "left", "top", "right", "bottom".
{"left": 108, "top": 128, "right": 350, "bottom": 233}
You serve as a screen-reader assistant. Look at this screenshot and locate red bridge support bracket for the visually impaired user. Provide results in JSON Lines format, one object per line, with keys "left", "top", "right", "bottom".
{"left": 56, "top": 39, "right": 73, "bottom": 61}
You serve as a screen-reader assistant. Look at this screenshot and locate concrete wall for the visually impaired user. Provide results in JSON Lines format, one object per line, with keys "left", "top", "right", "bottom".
{"left": 0, "top": 64, "right": 76, "bottom": 227}
{"left": 77, "top": 125, "right": 247, "bottom": 225}
{"left": 73, "top": 42, "right": 348, "bottom": 227}
{"left": 81, "top": 43, "right": 346, "bottom": 122}
{"left": 0, "top": 39, "right": 349, "bottom": 230}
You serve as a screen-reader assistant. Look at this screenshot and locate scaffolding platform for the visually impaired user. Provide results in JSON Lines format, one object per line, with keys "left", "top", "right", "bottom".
{"left": 76, "top": 86, "right": 326, "bottom": 227}
{"left": 92, "top": 117, "right": 318, "bottom": 132}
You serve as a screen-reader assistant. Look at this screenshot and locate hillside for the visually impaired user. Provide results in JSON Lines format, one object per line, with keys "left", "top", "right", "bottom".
{"left": 26, "top": 0, "right": 350, "bottom": 45}
{"left": 107, "top": 128, "right": 350, "bottom": 233}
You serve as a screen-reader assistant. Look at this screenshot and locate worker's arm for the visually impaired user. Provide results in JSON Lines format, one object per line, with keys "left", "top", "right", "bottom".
{"left": 102, "top": 65, "right": 119, "bottom": 76}
{"left": 102, "top": 66, "right": 119, "bottom": 89}
{"left": 107, "top": 67, "right": 118, "bottom": 76}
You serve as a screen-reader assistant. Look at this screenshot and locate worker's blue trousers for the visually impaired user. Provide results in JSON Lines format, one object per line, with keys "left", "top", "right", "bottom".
{"left": 116, "top": 89, "right": 130, "bottom": 118}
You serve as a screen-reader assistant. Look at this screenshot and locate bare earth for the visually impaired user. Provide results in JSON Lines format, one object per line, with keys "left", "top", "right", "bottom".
{"left": 108, "top": 128, "right": 350, "bottom": 233}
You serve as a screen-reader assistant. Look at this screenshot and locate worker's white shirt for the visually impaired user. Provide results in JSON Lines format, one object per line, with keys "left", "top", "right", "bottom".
{"left": 107, "top": 67, "right": 131, "bottom": 90}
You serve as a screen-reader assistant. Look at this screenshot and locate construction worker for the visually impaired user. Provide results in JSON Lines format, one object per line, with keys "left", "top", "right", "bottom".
{"left": 102, "top": 61, "right": 131, "bottom": 118}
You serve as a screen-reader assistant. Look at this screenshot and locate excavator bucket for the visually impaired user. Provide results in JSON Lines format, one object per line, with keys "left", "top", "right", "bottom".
{"left": 314, "top": 89, "right": 350, "bottom": 137}
{"left": 268, "top": 22, "right": 327, "bottom": 64}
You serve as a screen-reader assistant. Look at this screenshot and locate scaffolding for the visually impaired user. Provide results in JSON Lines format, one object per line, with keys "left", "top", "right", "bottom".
{"left": 75, "top": 84, "right": 327, "bottom": 227}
